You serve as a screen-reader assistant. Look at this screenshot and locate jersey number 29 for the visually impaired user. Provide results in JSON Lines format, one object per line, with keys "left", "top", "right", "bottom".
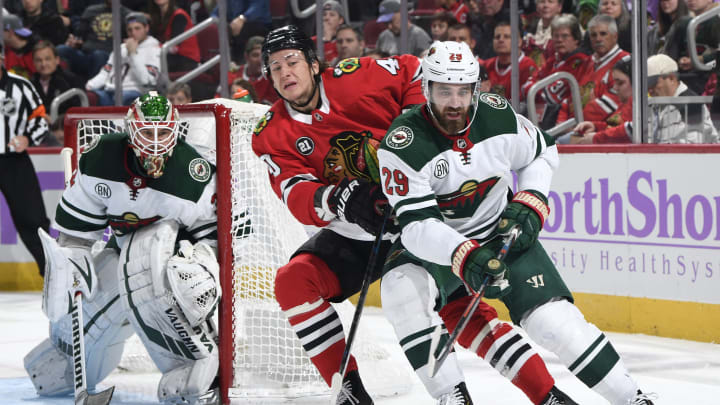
{"left": 382, "top": 168, "right": 408, "bottom": 196}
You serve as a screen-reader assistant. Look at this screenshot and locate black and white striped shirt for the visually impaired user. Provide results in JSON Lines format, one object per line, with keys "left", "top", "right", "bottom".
{"left": 0, "top": 68, "right": 48, "bottom": 154}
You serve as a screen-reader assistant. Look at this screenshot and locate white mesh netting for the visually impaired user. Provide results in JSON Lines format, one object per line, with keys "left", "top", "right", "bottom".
{"left": 67, "top": 101, "right": 412, "bottom": 403}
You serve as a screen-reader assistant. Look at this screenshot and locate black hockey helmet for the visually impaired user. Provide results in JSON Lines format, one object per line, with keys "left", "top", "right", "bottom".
{"left": 262, "top": 25, "right": 318, "bottom": 76}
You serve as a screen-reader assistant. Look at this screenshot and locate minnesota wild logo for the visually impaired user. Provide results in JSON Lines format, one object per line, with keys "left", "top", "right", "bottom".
{"left": 253, "top": 111, "right": 273, "bottom": 136}
{"left": 108, "top": 213, "right": 161, "bottom": 236}
{"left": 333, "top": 57, "right": 361, "bottom": 77}
{"left": 436, "top": 177, "right": 500, "bottom": 219}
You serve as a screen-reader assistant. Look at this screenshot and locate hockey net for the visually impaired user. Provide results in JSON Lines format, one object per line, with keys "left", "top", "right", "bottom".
{"left": 63, "top": 101, "right": 411, "bottom": 403}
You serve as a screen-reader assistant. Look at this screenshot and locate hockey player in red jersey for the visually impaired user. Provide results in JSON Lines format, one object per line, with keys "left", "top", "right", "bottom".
{"left": 252, "top": 25, "right": 574, "bottom": 405}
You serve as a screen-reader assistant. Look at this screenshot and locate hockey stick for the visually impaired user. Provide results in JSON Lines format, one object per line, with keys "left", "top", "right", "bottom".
{"left": 61, "top": 147, "right": 73, "bottom": 187}
{"left": 329, "top": 207, "right": 392, "bottom": 404}
{"left": 427, "top": 222, "right": 521, "bottom": 378}
{"left": 61, "top": 147, "right": 115, "bottom": 405}
{"left": 71, "top": 292, "right": 115, "bottom": 405}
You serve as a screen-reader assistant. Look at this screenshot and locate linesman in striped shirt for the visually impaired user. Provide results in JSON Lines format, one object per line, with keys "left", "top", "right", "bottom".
{"left": 0, "top": 42, "right": 50, "bottom": 276}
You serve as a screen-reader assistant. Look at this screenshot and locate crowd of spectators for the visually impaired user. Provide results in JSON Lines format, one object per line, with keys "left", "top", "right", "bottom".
{"left": 5, "top": 0, "right": 720, "bottom": 146}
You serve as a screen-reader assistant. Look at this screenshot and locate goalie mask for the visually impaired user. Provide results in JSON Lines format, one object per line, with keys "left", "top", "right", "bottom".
{"left": 125, "top": 92, "right": 180, "bottom": 178}
{"left": 422, "top": 41, "right": 480, "bottom": 135}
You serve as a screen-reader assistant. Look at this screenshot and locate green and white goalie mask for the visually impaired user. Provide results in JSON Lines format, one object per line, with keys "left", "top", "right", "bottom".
{"left": 422, "top": 41, "right": 480, "bottom": 135}
{"left": 125, "top": 92, "right": 181, "bottom": 178}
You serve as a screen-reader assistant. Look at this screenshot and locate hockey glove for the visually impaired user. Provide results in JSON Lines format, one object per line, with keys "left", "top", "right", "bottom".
{"left": 326, "top": 177, "right": 391, "bottom": 235}
{"left": 452, "top": 240, "right": 511, "bottom": 299}
{"left": 496, "top": 190, "right": 549, "bottom": 252}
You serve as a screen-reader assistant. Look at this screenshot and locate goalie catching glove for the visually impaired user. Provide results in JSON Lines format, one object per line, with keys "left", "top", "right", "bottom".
{"left": 166, "top": 240, "right": 221, "bottom": 327}
{"left": 451, "top": 240, "right": 510, "bottom": 299}
{"left": 321, "top": 177, "right": 393, "bottom": 235}
{"left": 496, "top": 190, "right": 549, "bottom": 252}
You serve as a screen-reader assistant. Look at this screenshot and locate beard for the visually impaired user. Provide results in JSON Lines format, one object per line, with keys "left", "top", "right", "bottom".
{"left": 432, "top": 105, "right": 470, "bottom": 135}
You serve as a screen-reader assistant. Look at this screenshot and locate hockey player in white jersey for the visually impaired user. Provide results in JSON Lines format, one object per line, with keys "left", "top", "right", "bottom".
{"left": 24, "top": 93, "right": 221, "bottom": 404}
{"left": 377, "top": 41, "right": 656, "bottom": 405}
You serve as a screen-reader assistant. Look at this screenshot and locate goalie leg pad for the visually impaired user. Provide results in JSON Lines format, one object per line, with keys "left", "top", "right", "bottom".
{"left": 381, "top": 263, "right": 464, "bottom": 399}
{"left": 25, "top": 247, "right": 132, "bottom": 395}
{"left": 521, "top": 299, "right": 638, "bottom": 404}
{"left": 119, "top": 222, "right": 219, "bottom": 402}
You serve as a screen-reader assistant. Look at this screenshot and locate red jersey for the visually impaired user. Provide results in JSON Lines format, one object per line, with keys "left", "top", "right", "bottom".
{"left": 5, "top": 49, "right": 35, "bottom": 79}
{"left": 448, "top": 2, "right": 470, "bottom": 24}
{"left": 252, "top": 55, "right": 423, "bottom": 239}
{"left": 311, "top": 36, "right": 339, "bottom": 63}
{"left": 163, "top": 8, "right": 200, "bottom": 63}
{"left": 228, "top": 64, "right": 279, "bottom": 104}
{"left": 484, "top": 53, "right": 537, "bottom": 102}
{"left": 555, "top": 46, "right": 629, "bottom": 125}
{"left": 522, "top": 50, "right": 591, "bottom": 105}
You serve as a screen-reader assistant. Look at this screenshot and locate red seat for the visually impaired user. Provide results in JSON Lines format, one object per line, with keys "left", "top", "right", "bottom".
{"left": 416, "top": 0, "right": 437, "bottom": 12}
{"left": 363, "top": 20, "right": 387, "bottom": 48}
{"left": 270, "top": 0, "right": 290, "bottom": 26}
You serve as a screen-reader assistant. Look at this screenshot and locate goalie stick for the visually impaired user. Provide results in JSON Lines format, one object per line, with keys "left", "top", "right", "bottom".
{"left": 329, "top": 207, "right": 392, "bottom": 404}
{"left": 427, "top": 221, "right": 521, "bottom": 378}
{"left": 62, "top": 146, "right": 115, "bottom": 405}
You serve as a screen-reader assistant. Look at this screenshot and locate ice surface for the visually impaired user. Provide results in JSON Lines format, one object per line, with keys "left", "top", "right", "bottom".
{"left": 2, "top": 292, "right": 719, "bottom": 404}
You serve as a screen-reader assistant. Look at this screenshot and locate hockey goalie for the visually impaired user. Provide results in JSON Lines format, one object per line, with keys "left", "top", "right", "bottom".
{"left": 23, "top": 93, "right": 221, "bottom": 404}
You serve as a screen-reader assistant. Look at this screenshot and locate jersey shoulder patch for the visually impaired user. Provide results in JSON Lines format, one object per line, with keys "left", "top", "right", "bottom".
{"left": 253, "top": 110, "right": 274, "bottom": 136}
{"left": 470, "top": 94, "right": 518, "bottom": 143}
{"left": 151, "top": 140, "right": 216, "bottom": 202}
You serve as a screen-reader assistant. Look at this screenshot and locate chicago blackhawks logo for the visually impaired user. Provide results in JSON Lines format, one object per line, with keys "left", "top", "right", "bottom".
{"left": 323, "top": 131, "right": 377, "bottom": 184}
{"left": 436, "top": 177, "right": 500, "bottom": 219}
{"left": 108, "top": 213, "right": 161, "bottom": 236}
{"left": 189, "top": 158, "right": 211, "bottom": 182}
{"left": 479, "top": 93, "right": 507, "bottom": 110}
{"left": 333, "top": 58, "right": 361, "bottom": 77}
{"left": 385, "top": 126, "right": 414, "bottom": 149}
{"left": 253, "top": 111, "right": 273, "bottom": 136}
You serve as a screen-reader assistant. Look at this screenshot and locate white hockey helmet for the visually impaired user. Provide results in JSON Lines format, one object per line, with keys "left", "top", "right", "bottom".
{"left": 422, "top": 41, "right": 481, "bottom": 133}
{"left": 125, "top": 92, "right": 181, "bottom": 178}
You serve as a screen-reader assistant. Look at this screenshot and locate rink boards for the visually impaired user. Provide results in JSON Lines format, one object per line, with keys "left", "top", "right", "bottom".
{"left": 2, "top": 146, "right": 719, "bottom": 342}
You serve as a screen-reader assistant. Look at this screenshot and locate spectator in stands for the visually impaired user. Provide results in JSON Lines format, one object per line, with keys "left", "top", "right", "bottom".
{"left": 149, "top": 0, "right": 200, "bottom": 72}
{"left": 3, "top": 13, "right": 37, "bottom": 78}
{"left": 478, "top": 61, "right": 491, "bottom": 92}
{"left": 466, "top": 0, "right": 511, "bottom": 60}
{"left": 646, "top": 54, "right": 718, "bottom": 143}
{"left": 86, "top": 12, "right": 161, "bottom": 106}
{"left": 555, "top": 14, "right": 629, "bottom": 124}
{"left": 681, "top": 0, "right": 720, "bottom": 93}
{"left": 166, "top": 82, "right": 192, "bottom": 105}
{"left": 20, "top": 0, "right": 68, "bottom": 46}
{"left": 484, "top": 21, "right": 538, "bottom": 102}
{"left": 333, "top": 25, "right": 366, "bottom": 65}
{"left": 227, "top": 35, "right": 277, "bottom": 104}
{"left": 31, "top": 40, "right": 83, "bottom": 123}
{"left": 523, "top": 0, "right": 564, "bottom": 69}
{"left": 522, "top": 14, "right": 591, "bottom": 127}
{"left": 576, "top": 0, "right": 598, "bottom": 29}
{"left": 437, "top": 0, "right": 470, "bottom": 23}
{"left": 212, "top": 0, "right": 271, "bottom": 61}
{"left": 571, "top": 56, "right": 634, "bottom": 144}
{"left": 648, "top": 0, "right": 691, "bottom": 57}
{"left": 447, "top": 23, "right": 478, "bottom": 61}
{"left": 310, "top": 0, "right": 346, "bottom": 62}
{"left": 586, "top": 0, "right": 632, "bottom": 53}
{"left": 58, "top": 0, "right": 130, "bottom": 81}
{"left": 230, "top": 78, "right": 258, "bottom": 103}
{"left": 429, "top": 12, "right": 457, "bottom": 41}
{"left": 376, "top": 0, "right": 432, "bottom": 57}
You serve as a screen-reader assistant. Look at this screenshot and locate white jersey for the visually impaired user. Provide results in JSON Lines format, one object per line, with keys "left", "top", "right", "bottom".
{"left": 377, "top": 95, "right": 558, "bottom": 267}
{"left": 54, "top": 132, "right": 217, "bottom": 249}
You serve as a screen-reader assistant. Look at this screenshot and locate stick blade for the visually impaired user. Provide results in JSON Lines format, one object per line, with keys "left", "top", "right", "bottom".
{"left": 77, "top": 386, "right": 114, "bottom": 405}
{"left": 426, "top": 324, "right": 443, "bottom": 378}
